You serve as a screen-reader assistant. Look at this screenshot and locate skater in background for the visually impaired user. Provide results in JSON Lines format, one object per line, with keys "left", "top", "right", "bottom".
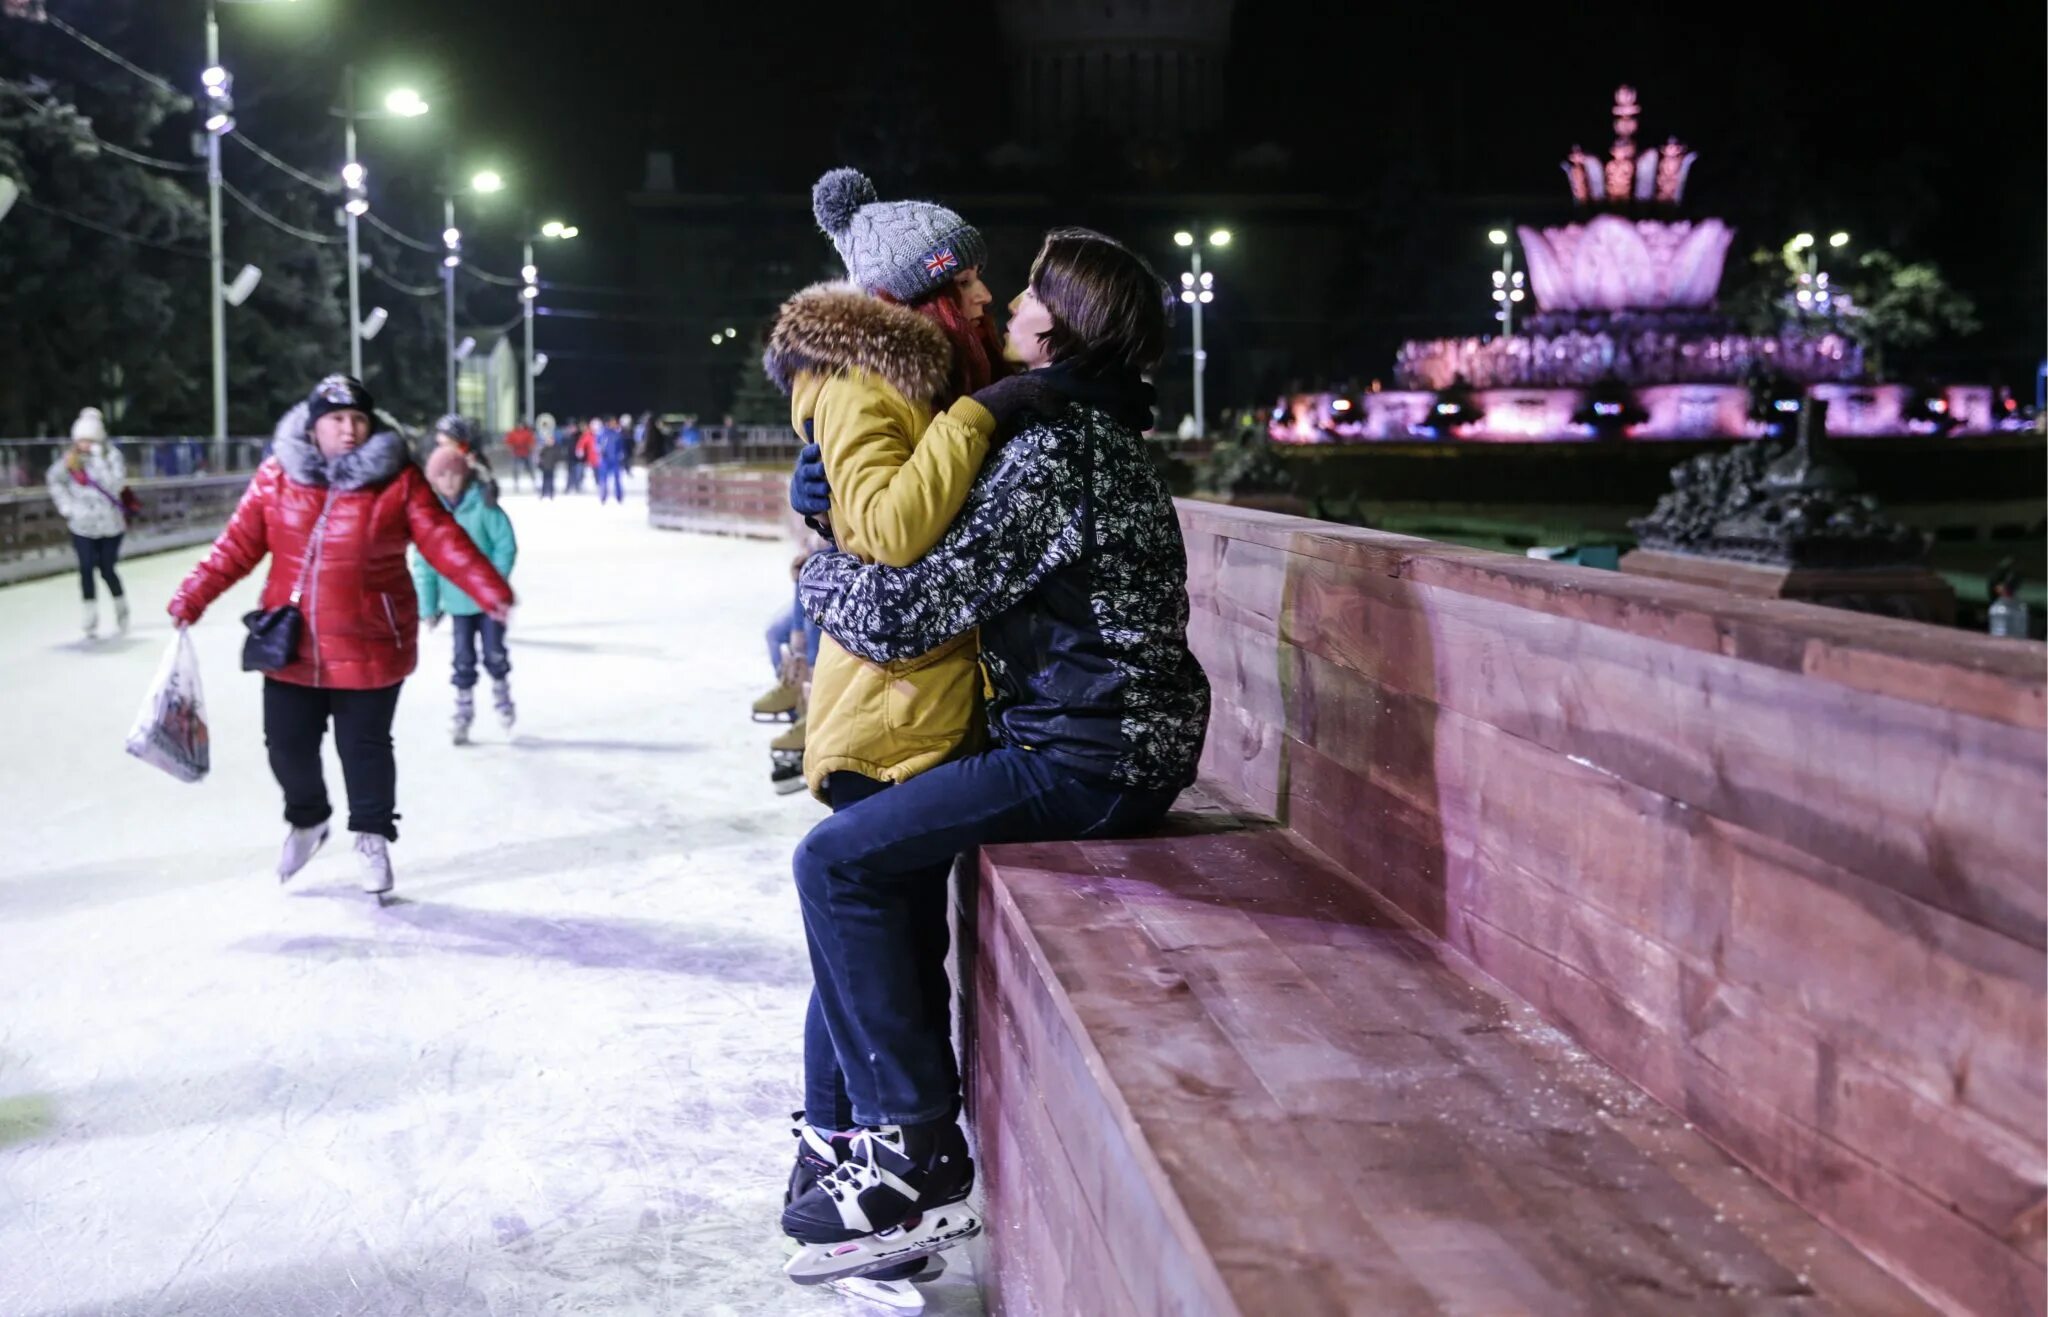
{"left": 570, "top": 419, "right": 596, "bottom": 494}
{"left": 46, "top": 406, "right": 130, "bottom": 641}
{"left": 504, "top": 418, "right": 537, "bottom": 491}
{"left": 166, "top": 375, "right": 514, "bottom": 900}
{"left": 414, "top": 447, "right": 519, "bottom": 744}
{"left": 597, "top": 412, "right": 632, "bottom": 504}
{"left": 431, "top": 414, "right": 499, "bottom": 504}
{"left": 536, "top": 415, "right": 562, "bottom": 500}
{"left": 756, "top": 532, "right": 829, "bottom": 796}
{"left": 778, "top": 228, "right": 1211, "bottom": 1290}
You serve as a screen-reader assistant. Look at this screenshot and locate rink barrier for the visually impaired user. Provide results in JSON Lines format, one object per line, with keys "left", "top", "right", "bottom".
{"left": 644, "top": 456, "right": 797, "bottom": 540}
{"left": 0, "top": 473, "right": 255, "bottom": 586}
{"left": 965, "top": 499, "right": 2045, "bottom": 1316}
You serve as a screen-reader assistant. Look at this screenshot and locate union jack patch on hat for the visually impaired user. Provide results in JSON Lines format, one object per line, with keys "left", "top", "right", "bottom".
{"left": 923, "top": 248, "right": 959, "bottom": 278}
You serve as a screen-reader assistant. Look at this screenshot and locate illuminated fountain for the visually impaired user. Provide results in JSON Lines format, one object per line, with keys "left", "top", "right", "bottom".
{"left": 1274, "top": 89, "right": 1992, "bottom": 443}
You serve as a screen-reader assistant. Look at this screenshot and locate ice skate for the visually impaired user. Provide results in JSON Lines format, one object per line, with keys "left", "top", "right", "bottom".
{"left": 113, "top": 596, "right": 130, "bottom": 636}
{"left": 752, "top": 681, "right": 800, "bottom": 723}
{"left": 783, "top": 1117, "right": 936, "bottom": 1304}
{"left": 277, "top": 823, "right": 330, "bottom": 882}
{"left": 782, "top": 1122, "right": 978, "bottom": 1287}
{"left": 353, "top": 832, "right": 394, "bottom": 901}
{"left": 770, "top": 719, "right": 807, "bottom": 796}
{"left": 452, "top": 687, "right": 475, "bottom": 746}
{"left": 491, "top": 677, "right": 516, "bottom": 731}
{"left": 80, "top": 600, "right": 98, "bottom": 641}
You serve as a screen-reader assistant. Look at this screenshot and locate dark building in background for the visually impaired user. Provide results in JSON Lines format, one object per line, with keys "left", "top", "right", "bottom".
{"left": 625, "top": 0, "right": 1510, "bottom": 428}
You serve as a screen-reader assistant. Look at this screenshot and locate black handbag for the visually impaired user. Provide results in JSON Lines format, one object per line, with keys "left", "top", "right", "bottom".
{"left": 241, "top": 491, "right": 337, "bottom": 674}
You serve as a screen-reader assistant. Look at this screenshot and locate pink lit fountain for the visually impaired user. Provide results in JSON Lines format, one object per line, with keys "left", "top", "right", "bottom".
{"left": 1300, "top": 88, "right": 1869, "bottom": 442}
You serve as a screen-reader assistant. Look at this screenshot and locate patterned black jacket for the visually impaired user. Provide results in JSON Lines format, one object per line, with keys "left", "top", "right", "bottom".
{"left": 800, "top": 397, "right": 1210, "bottom": 792}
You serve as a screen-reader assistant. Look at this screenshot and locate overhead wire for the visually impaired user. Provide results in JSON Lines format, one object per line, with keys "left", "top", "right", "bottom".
{"left": 0, "top": 81, "right": 203, "bottom": 172}
{"left": 364, "top": 211, "right": 442, "bottom": 253}
{"left": 228, "top": 132, "right": 339, "bottom": 193}
{"left": 45, "top": 15, "right": 185, "bottom": 100}
{"left": 221, "top": 179, "right": 342, "bottom": 245}
{"left": 366, "top": 265, "right": 443, "bottom": 298}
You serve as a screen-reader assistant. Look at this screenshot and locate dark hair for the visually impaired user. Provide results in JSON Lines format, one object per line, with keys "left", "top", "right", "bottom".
{"left": 1028, "top": 228, "right": 1171, "bottom": 375}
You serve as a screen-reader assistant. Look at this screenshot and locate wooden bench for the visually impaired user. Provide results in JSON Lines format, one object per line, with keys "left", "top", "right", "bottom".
{"left": 959, "top": 500, "right": 2046, "bottom": 1316}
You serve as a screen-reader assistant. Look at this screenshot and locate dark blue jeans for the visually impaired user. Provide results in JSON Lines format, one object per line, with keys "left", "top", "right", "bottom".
{"left": 597, "top": 461, "right": 626, "bottom": 503}
{"left": 765, "top": 592, "right": 823, "bottom": 677}
{"left": 794, "top": 747, "right": 1178, "bottom": 1128}
{"left": 450, "top": 614, "right": 510, "bottom": 690}
{"left": 71, "top": 533, "right": 124, "bottom": 601}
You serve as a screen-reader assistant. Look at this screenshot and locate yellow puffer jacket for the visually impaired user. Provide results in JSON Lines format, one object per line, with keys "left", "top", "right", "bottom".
{"left": 764, "top": 282, "right": 997, "bottom": 798}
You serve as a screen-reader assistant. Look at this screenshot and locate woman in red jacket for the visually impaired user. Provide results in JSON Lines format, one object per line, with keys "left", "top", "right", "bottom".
{"left": 168, "top": 375, "right": 514, "bottom": 899}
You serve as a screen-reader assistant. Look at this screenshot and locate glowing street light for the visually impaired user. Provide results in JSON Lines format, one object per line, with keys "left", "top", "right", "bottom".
{"left": 523, "top": 220, "right": 578, "bottom": 420}
{"left": 1791, "top": 232, "right": 1816, "bottom": 251}
{"left": 1829, "top": 231, "right": 1851, "bottom": 249}
{"left": 1489, "top": 225, "right": 1524, "bottom": 336}
{"left": 471, "top": 169, "right": 504, "bottom": 194}
{"left": 384, "top": 88, "right": 429, "bottom": 118}
{"left": 1172, "top": 225, "right": 1234, "bottom": 437}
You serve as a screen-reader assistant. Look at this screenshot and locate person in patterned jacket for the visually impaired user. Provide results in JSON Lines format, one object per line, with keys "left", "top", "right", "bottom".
{"left": 777, "top": 229, "right": 1210, "bottom": 1263}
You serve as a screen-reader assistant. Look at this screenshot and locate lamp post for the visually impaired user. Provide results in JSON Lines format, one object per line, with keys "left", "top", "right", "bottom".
{"left": 1488, "top": 228, "right": 1525, "bottom": 336}
{"left": 1174, "top": 227, "right": 1231, "bottom": 438}
{"left": 441, "top": 168, "right": 502, "bottom": 415}
{"left": 201, "top": 0, "right": 295, "bottom": 466}
{"left": 334, "top": 72, "right": 428, "bottom": 378}
{"left": 1790, "top": 230, "right": 1850, "bottom": 314}
{"left": 523, "top": 219, "right": 578, "bottom": 421}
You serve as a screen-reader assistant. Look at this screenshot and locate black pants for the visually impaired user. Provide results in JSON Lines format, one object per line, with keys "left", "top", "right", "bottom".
{"left": 539, "top": 462, "right": 557, "bottom": 499}
{"left": 71, "top": 533, "right": 124, "bottom": 602}
{"left": 263, "top": 678, "right": 404, "bottom": 841}
{"left": 450, "top": 614, "right": 510, "bottom": 689}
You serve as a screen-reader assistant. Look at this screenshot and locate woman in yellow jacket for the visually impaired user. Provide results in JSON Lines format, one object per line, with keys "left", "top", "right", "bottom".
{"left": 762, "top": 168, "right": 1048, "bottom": 1284}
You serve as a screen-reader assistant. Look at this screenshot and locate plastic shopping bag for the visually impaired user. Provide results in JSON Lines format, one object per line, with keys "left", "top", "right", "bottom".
{"left": 126, "top": 629, "right": 211, "bottom": 783}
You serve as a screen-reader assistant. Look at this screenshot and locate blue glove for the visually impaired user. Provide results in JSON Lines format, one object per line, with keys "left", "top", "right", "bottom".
{"left": 790, "top": 421, "right": 831, "bottom": 518}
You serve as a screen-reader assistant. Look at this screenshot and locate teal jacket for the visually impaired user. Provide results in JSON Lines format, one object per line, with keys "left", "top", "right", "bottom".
{"left": 411, "top": 483, "right": 516, "bottom": 617}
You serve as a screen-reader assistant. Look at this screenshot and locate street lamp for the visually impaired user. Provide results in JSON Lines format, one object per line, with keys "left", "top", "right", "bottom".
{"left": 201, "top": 0, "right": 300, "bottom": 463}
{"left": 1174, "top": 226, "right": 1231, "bottom": 437}
{"left": 441, "top": 169, "right": 504, "bottom": 413}
{"left": 1489, "top": 227, "right": 1525, "bottom": 336}
{"left": 1791, "top": 231, "right": 1849, "bottom": 314}
{"left": 523, "top": 220, "right": 576, "bottom": 421}
{"left": 334, "top": 70, "right": 430, "bottom": 378}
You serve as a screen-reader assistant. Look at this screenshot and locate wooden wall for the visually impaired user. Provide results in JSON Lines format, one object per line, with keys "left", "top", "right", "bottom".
{"left": 644, "top": 461, "right": 791, "bottom": 539}
{"left": 1179, "top": 500, "right": 2047, "bottom": 1316}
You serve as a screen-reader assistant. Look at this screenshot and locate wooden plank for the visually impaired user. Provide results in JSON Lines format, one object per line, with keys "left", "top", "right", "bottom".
{"left": 1272, "top": 676, "right": 2046, "bottom": 1148}
{"left": 1176, "top": 502, "right": 2048, "bottom": 730}
{"left": 1250, "top": 548, "right": 2048, "bottom": 948}
{"left": 1462, "top": 911, "right": 2046, "bottom": 1317}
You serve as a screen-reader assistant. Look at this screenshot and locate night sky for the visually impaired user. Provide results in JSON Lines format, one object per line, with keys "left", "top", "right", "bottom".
{"left": 159, "top": 0, "right": 2047, "bottom": 407}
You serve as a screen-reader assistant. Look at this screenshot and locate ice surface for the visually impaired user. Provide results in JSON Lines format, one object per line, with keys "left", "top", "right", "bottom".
{"left": 0, "top": 482, "right": 984, "bottom": 1315}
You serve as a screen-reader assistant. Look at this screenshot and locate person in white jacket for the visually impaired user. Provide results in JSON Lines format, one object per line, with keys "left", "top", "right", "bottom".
{"left": 46, "top": 407, "right": 129, "bottom": 639}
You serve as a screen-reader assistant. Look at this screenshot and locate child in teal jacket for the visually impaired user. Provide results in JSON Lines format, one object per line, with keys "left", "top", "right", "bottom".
{"left": 413, "top": 447, "right": 518, "bottom": 743}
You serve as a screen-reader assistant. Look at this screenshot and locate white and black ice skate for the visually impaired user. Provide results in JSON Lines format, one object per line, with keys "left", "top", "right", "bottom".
{"left": 491, "top": 678, "right": 516, "bottom": 731}
{"left": 452, "top": 688, "right": 475, "bottom": 746}
{"left": 353, "top": 832, "right": 394, "bottom": 903}
{"left": 782, "top": 1118, "right": 949, "bottom": 1309}
{"left": 277, "top": 822, "right": 330, "bottom": 882}
{"left": 782, "top": 1122, "right": 979, "bottom": 1289}
{"left": 80, "top": 600, "right": 98, "bottom": 641}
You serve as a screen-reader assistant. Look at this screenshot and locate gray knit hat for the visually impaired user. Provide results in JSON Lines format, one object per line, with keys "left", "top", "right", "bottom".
{"left": 812, "top": 167, "right": 987, "bottom": 304}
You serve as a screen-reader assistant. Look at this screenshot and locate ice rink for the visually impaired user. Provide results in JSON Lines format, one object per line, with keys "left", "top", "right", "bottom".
{"left": 0, "top": 480, "right": 983, "bottom": 1316}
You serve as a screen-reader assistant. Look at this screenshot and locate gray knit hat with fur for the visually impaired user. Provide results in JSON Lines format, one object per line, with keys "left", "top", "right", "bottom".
{"left": 812, "top": 167, "right": 987, "bottom": 304}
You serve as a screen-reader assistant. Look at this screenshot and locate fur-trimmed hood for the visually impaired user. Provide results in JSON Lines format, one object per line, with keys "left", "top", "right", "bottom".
{"left": 272, "top": 401, "right": 413, "bottom": 491}
{"left": 763, "top": 282, "right": 952, "bottom": 404}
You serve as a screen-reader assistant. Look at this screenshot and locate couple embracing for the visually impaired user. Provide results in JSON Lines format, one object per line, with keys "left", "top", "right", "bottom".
{"left": 765, "top": 168, "right": 1210, "bottom": 1295}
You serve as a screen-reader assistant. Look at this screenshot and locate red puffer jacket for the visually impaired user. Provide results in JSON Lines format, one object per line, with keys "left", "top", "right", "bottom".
{"left": 169, "top": 424, "right": 513, "bottom": 690}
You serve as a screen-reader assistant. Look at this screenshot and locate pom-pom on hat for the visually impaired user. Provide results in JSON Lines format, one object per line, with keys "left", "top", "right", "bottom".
{"left": 811, "top": 167, "right": 987, "bottom": 305}
{"left": 70, "top": 407, "right": 107, "bottom": 442}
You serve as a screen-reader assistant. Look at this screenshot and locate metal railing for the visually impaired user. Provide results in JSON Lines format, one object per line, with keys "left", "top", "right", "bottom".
{"left": 0, "top": 437, "right": 269, "bottom": 490}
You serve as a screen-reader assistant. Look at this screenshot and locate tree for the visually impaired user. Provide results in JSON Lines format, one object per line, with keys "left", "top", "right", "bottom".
{"left": 0, "top": 11, "right": 208, "bottom": 433}
{"left": 728, "top": 328, "right": 783, "bottom": 426}
{"left": 1843, "top": 250, "right": 1980, "bottom": 383}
